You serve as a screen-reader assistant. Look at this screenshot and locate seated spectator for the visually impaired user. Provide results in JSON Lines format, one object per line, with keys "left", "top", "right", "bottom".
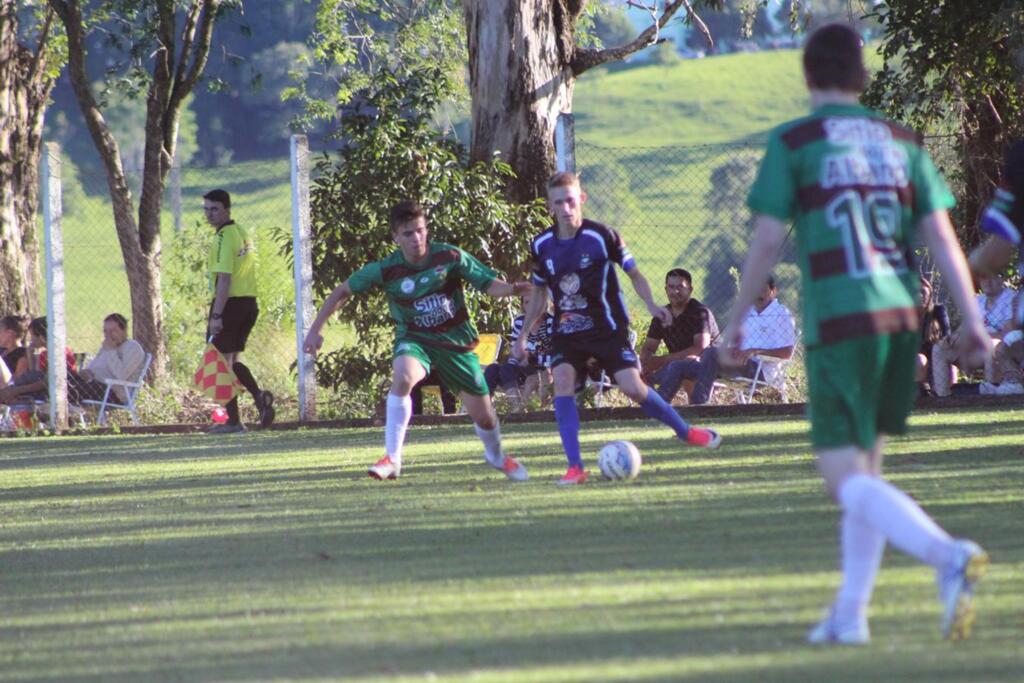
{"left": 0, "top": 317, "right": 77, "bottom": 406}
{"left": 931, "top": 275, "right": 1017, "bottom": 396}
{"left": 1, "top": 314, "right": 30, "bottom": 381}
{"left": 664, "top": 275, "right": 796, "bottom": 405}
{"left": 638, "top": 268, "right": 719, "bottom": 402}
{"left": 983, "top": 328, "right": 1024, "bottom": 394}
{"left": 484, "top": 289, "right": 554, "bottom": 411}
{"left": 69, "top": 313, "right": 146, "bottom": 402}
{"left": 915, "top": 276, "right": 950, "bottom": 395}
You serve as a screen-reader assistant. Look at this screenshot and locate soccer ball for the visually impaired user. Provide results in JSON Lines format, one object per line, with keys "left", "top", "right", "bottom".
{"left": 597, "top": 440, "right": 642, "bottom": 480}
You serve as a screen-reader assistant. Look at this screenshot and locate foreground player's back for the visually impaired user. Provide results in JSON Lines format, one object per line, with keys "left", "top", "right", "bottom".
{"left": 750, "top": 106, "right": 954, "bottom": 346}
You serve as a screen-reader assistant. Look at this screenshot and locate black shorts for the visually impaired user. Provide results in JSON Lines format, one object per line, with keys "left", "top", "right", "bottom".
{"left": 551, "top": 331, "right": 639, "bottom": 380}
{"left": 208, "top": 296, "right": 259, "bottom": 354}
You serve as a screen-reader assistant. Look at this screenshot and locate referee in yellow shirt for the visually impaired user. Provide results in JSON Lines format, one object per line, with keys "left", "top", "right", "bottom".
{"left": 204, "top": 189, "right": 274, "bottom": 433}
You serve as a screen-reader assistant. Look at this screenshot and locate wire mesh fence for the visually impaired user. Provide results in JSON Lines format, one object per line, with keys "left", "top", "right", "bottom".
{"left": 574, "top": 135, "right": 963, "bottom": 404}
{"left": 57, "top": 156, "right": 304, "bottom": 425}
{"left": 18, "top": 133, "right": 967, "bottom": 427}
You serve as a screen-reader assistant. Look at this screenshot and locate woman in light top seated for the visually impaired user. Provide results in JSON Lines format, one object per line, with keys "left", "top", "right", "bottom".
{"left": 72, "top": 313, "right": 146, "bottom": 403}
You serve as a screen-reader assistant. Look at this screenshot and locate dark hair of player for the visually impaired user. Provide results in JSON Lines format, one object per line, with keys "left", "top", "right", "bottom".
{"left": 389, "top": 200, "right": 427, "bottom": 233}
{"left": 803, "top": 23, "right": 868, "bottom": 93}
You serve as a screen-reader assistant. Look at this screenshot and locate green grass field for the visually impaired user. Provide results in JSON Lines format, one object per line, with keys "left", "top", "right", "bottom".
{"left": 1, "top": 407, "right": 1021, "bottom": 682}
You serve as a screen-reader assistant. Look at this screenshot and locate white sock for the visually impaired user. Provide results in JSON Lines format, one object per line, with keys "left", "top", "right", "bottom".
{"left": 384, "top": 393, "right": 412, "bottom": 465}
{"left": 838, "top": 473, "right": 954, "bottom": 569}
{"left": 474, "top": 422, "right": 504, "bottom": 466}
{"left": 834, "top": 511, "right": 886, "bottom": 626}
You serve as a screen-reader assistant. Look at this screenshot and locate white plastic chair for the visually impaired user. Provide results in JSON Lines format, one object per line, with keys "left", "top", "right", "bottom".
{"left": 711, "top": 331, "right": 801, "bottom": 404}
{"left": 80, "top": 352, "right": 153, "bottom": 426}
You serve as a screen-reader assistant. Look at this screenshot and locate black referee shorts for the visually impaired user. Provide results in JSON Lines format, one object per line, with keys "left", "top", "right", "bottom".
{"left": 208, "top": 296, "right": 259, "bottom": 354}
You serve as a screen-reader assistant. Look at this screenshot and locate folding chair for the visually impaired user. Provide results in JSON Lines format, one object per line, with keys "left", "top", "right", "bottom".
{"left": 711, "top": 331, "right": 800, "bottom": 404}
{"left": 80, "top": 352, "right": 153, "bottom": 426}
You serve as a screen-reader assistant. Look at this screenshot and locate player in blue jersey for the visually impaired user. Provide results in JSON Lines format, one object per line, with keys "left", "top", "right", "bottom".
{"left": 971, "top": 141, "right": 1024, "bottom": 279}
{"left": 514, "top": 172, "right": 721, "bottom": 485}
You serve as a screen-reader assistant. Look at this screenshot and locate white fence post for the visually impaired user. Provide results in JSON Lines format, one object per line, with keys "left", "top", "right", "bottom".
{"left": 42, "top": 143, "right": 68, "bottom": 432}
{"left": 290, "top": 134, "right": 317, "bottom": 421}
{"left": 555, "top": 113, "right": 576, "bottom": 173}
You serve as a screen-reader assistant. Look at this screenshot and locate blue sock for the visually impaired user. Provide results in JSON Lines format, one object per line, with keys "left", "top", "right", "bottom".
{"left": 554, "top": 395, "right": 583, "bottom": 468}
{"left": 640, "top": 389, "right": 690, "bottom": 439}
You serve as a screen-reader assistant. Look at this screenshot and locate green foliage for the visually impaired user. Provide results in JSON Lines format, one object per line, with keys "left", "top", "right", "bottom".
{"left": 865, "top": 1, "right": 1024, "bottom": 137}
{"left": 303, "top": 66, "right": 548, "bottom": 402}
{"left": 286, "top": 0, "right": 466, "bottom": 130}
{"left": 864, "top": 1, "right": 1024, "bottom": 242}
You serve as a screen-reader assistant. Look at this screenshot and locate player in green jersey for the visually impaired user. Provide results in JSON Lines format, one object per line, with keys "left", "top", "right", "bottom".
{"left": 303, "top": 200, "right": 531, "bottom": 481}
{"left": 720, "top": 24, "right": 991, "bottom": 644}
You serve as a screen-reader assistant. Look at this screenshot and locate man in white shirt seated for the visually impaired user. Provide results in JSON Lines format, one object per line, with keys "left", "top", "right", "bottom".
{"left": 931, "top": 275, "right": 1018, "bottom": 396}
{"left": 71, "top": 313, "right": 146, "bottom": 403}
{"left": 674, "top": 275, "right": 796, "bottom": 405}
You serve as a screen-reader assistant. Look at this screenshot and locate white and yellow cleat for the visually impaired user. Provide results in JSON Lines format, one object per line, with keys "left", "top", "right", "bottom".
{"left": 938, "top": 539, "right": 989, "bottom": 641}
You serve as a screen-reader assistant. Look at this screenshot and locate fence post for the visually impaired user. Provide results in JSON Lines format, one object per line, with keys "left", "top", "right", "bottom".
{"left": 290, "top": 134, "right": 317, "bottom": 421}
{"left": 555, "top": 113, "right": 576, "bottom": 173}
{"left": 42, "top": 143, "right": 68, "bottom": 432}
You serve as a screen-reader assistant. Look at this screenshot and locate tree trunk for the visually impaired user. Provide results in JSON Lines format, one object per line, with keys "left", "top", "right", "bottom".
{"left": 959, "top": 97, "right": 1008, "bottom": 249}
{"left": 0, "top": 0, "right": 52, "bottom": 315}
{"left": 51, "top": 0, "right": 222, "bottom": 382}
{"left": 463, "top": 1, "right": 577, "bottom": 204}
{"left": 462, "top": 1, "right": 690, "bottom": 204}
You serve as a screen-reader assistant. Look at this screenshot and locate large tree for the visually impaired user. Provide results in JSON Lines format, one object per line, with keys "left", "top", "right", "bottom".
{"left": 864, "top": 0, "right": 1024, "bottom": 247}
{"left": 462, "top": 1, "right": 722, "bottom": 203}
{"left": 48, "top": 0, "right": 236, "bottom": 378}
{"left": 0, "top": 1, "right": 64, "bottom": 314}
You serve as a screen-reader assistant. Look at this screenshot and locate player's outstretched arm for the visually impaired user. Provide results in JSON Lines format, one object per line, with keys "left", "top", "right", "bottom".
{"left": 303, "top": 281, "right": 354, "bottom": 356}
{"left": 720, "top": 214, "right": 787, "bottom": 359}
{"left": 485, "top": 279, "right": 532, "bottom": 299}
{"left": 919, "top": 210, "right": 992, "bottom": 365}
{"left": 969, "top": 235, "right": 1016, "bottom": 277}
{"left": 512, "top": 283, "right": 548, "bottom": 363}
{"left": 626, "top": 266, "right": 671, "bottom": 326}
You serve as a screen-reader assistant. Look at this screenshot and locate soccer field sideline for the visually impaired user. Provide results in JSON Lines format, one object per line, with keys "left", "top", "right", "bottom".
{"left": 0, "top": 407, "right": 1021, "bottom": 682}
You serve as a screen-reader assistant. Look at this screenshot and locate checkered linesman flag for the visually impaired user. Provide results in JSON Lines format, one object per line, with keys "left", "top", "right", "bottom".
{"left": 193, "top": 343, "right": 243, "bottom": 405}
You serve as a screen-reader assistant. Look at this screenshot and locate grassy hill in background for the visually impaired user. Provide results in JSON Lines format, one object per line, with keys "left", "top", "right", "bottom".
{"left": 573, "top": 49, "right": 809, "bottom": 148}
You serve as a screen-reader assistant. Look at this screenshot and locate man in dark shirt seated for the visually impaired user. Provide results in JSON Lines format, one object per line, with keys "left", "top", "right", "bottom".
{"left": 638, "top": 268, "right": 719, "bottom": 402}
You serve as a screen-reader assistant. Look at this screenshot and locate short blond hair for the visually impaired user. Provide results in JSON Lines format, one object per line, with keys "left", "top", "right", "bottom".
{"left": 546, "top": 171, "right": 581, "bottom": 191}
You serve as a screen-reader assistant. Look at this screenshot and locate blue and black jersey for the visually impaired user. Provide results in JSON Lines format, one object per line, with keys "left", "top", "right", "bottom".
{"left": 530, "top": 219, "right": 636, "bottom": 339}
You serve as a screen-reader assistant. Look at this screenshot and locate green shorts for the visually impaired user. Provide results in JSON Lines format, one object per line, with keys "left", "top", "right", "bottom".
{"left": 394, "top": 338, "right": 489, "bottom": 396}
{"left": 805, "top": 331, "right": 918, "bottom": 451}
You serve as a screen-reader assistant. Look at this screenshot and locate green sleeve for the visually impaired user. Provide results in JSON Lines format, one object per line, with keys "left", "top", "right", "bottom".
{"left": 911, "top": 149, "right": 956, "bottom": 218}
{"left": 210, "top": 227, "right": 239, "bottom": 274}
{"left": 454, "top": 247, "right": 497, "bottom": 292}
{"left": 747, "top": 131, "right": 797, "bottom": 221}
{"left": 346, "top": 261, "right": 383, "bottom": 294}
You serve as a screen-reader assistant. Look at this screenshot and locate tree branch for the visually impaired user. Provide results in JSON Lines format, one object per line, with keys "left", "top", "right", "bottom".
{"left": 570, "top": 0, "right": 711, "bottom": 76}
{"left": 170, "top": 0, "right": 218, "bottom": 111}
{"left": 26, "top": 6, "right": 55, "bottom": 85}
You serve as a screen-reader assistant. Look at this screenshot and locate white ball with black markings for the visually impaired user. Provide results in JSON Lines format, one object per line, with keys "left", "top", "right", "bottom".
{"left": 597, "top": 440, "right": 642, "bottom": 480}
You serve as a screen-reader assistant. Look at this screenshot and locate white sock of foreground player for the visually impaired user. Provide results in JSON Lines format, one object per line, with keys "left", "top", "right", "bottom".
{"left": 834, "top": 511, "right": 886, "bottom": 627}
{"left": 384, "top": 393, "right": 412, "bottom": 465}
{"left": 474, "top": 423, "right": 504, "bottom": 467}
{"left": 838, "top": 473, "right": 955, "bottom": 570}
